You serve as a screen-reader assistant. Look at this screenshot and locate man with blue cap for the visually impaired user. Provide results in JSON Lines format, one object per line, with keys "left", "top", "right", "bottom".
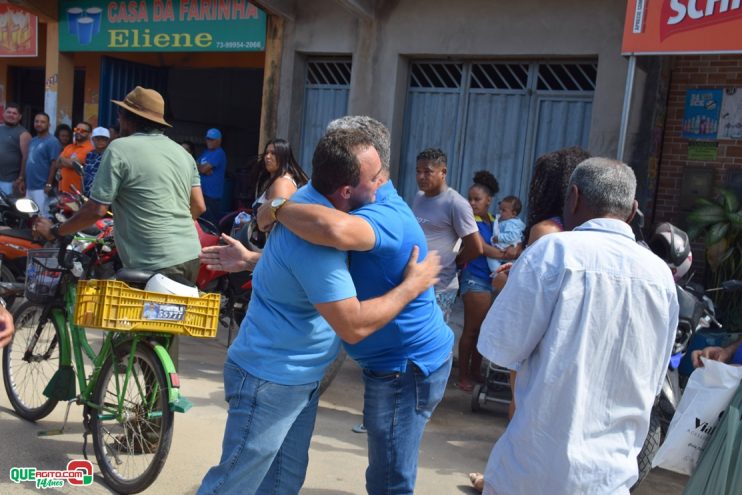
{"left": 198, "top": 128, "right": 227, "bottom": 223}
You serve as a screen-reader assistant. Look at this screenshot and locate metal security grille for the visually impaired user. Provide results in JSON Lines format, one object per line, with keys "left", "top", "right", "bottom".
{"left": 400, "top": 60, "right": 597, "bottom": 208}
{"left": 470, "top": 63, "right": 529, "bottom": 90}
{"left": 537, "top": 63, "right": 598, "bottom": 91}
{"left": 306, "top": 60, "right": 352, "bottom": 86}
{"left": 410, "top": 63, "right": 463, "bottom": 89}
{"left": 299, "top": 58, "right": 353, "bottom": 169}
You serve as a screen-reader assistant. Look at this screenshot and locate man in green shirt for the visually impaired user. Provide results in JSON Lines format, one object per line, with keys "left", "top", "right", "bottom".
{"left": 37, "top": 86, "right": 205, "bottom": 280}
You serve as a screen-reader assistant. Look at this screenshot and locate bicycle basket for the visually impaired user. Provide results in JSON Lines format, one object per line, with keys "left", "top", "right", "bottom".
{"left": 25, "top": 249, "right": 64, "bottom": 303}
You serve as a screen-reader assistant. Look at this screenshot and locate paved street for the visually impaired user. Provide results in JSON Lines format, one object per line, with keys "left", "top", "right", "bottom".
{"left": 0, "top": 302, "right": 688, "bottom": 494}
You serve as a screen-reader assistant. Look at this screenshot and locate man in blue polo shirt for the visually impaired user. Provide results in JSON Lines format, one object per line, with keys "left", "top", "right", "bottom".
{"left": 197, "top": 128, "right": 227, "bottom": 224}
{"left": 197, "top": 128, "right": 441, "bottom": 495}
{"left": 272, "top": 116, "right": 453, "bottom": 494}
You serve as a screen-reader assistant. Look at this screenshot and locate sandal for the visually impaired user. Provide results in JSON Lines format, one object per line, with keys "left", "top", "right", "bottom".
{"left": 469, "top": 472, "right": 484, "bottom": 492}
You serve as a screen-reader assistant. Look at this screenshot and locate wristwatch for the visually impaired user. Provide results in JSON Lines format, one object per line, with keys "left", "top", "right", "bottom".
{"left": 270, "top": 198, "right": 288, "bottom": 221}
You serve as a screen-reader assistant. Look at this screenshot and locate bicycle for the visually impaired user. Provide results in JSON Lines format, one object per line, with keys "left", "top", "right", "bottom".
{"left": 2, "top": 234, "right": 218, "bottom": 494}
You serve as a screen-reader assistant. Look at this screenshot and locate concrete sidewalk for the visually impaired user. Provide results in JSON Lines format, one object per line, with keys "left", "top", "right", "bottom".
{"left": 0, "top": 317, "right": 687, "bottom": 494}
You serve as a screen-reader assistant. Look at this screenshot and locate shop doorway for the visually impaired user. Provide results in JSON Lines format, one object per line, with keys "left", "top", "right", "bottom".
{"left": 399, "top": 60, "right": 596, "bottom": 208}
{"left": 9, "top": 66, "right": 85, "bottom": 134}
{"left": 99, "top": 56, "right": 263, "bottom": 212}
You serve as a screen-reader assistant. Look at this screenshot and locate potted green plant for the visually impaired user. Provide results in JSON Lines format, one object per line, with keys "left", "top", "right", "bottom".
{"left": 687, "top": 189, "right": 742, "bottom": 330}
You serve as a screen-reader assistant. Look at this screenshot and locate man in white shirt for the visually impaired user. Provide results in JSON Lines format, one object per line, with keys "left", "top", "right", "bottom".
{"left": 477, "top": 157, "right": 678, "bottom": 495}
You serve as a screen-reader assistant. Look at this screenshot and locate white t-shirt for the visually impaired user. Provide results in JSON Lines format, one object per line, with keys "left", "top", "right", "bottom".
{"left": 477, "top": 218, "right": 678, "bottom": 495}
{"left": 411, "top": 186, "right": 478, "bottom": 290}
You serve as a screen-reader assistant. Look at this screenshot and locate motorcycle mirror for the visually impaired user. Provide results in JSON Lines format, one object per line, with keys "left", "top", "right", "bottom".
{"left": 72, "top": 160, "right": 84, "bottom": 176}
{"left": 14, "top": 198, "right": 39, "bottom": 214}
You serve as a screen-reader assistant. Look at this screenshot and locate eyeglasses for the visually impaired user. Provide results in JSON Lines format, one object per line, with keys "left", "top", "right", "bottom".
{"left": 74, "top": 127, "right": 90, "bottom": 134}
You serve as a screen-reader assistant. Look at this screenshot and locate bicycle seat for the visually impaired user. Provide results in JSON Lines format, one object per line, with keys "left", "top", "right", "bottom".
{"left": 115, "top": 268, "right": 155, "bottom": 286}
{"left": 0, "top": 228, "right": 36, "bottom": 242}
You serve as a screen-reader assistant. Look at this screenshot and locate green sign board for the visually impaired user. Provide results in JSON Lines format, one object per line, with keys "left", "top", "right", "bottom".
{"left": 687, "top": 141, "right": 719, "bottom": 161}
{"left": 59, "top": 1, "right": 266, "bottom": 52}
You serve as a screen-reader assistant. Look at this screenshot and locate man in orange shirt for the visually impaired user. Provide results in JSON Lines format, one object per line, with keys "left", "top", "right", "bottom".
{"left": 45, "top": 121, "right": 93, "bottom": 194}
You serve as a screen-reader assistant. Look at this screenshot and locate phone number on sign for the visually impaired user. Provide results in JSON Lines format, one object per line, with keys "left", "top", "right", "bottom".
{"left": 216, "top": 41, "right": 263, "bottom": 49}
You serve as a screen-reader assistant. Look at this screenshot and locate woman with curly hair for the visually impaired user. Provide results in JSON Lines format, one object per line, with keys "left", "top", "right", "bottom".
{"left": 457, "top": 170, "right": 502, "bottom": 392}
{"left": 524, "top": 146, "right": 592, "bottom": 244}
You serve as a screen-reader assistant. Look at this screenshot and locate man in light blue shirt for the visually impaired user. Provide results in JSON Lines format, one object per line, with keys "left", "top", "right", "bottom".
{"left": 273, "top": 117, "right": 453, "bottom": 494}
{"left": 197, "top": 128, "right": 227, "bottom": 224}
{"left": 197, "top": 129, "right": 440, "bottom": 495}
{"left": 477, "top": 158, "right": 678, "bottom": 495}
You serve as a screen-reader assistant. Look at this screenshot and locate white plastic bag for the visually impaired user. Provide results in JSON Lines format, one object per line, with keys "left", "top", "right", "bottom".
{"left": 652, "top": 357, "right": 742, "bottom": 475}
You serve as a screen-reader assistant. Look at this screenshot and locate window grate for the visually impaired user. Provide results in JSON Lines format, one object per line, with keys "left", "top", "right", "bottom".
{"left": 410, "top": 63, "right": 463, "bottom": 89}
{"left": 537, "top": 63, "right": 597, "bottom": 91}
{"left": 307, "top": 60, "right": 352, "bottom": 86}
{"left": 470, "top": 63, "right": 528, "bottom": 90}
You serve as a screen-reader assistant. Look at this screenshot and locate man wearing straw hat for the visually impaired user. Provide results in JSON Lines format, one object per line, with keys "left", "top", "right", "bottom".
{"left": 36, "top": 87, "right": 206, "bottom": 364}
{"left": 38, "top": 85, "right": 204, "bottom": 277}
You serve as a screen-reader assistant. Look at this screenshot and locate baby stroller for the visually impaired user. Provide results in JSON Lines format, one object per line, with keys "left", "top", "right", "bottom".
{"left": 471, "top": 360, "right": 512, "bottom": 411}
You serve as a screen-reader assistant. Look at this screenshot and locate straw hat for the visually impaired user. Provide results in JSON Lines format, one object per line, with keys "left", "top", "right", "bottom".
{"left": 112, "top": 86, "right": 171, "bottom": 127}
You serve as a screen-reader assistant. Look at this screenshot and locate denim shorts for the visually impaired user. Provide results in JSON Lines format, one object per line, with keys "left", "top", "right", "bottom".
{"left": 460, "top": 270, "right": 492, "bottom": 295}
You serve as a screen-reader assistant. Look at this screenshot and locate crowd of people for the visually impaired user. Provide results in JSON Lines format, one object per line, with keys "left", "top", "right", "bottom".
{"left": 1, "top": 86, "right": 740, "bottom": 495}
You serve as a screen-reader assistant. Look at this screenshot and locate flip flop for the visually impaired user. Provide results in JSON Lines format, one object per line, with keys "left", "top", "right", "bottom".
{"left": 468, "top": 472, "right": 484, "bottom": 492}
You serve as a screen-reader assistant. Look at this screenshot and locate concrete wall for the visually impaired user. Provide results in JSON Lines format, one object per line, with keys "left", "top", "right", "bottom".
{"left": 273, "top": 0, "right": 641, "bottom": 176}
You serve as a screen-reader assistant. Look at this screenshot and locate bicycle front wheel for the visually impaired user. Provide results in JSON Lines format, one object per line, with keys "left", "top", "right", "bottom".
{"left": 2, "top": 301, "right": 60, "bottom": 421}
{"left": 90, "top": 342, "right": 174, "bottom": 494}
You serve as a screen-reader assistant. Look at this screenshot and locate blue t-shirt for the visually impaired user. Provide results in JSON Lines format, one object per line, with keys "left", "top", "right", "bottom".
{"left": 466, "top": 215, "right": 496, "bottom": 282}
{"left": 198, "top": 147, "right": 227, "bottom": 198}
{"left": 228, "top": 183, "right": 356, "bottom": 385}
{"left": 26, "top": 135, "right": 62, "bottom": 190}
{"left": 346, "top": 181, "right": 454, "bottom": 374}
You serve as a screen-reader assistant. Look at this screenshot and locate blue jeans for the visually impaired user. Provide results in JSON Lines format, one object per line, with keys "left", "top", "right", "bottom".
{"left": 197, "top": 359, "right": 320, "bottom": 495}
{"left": 0, "top": 181, "right": 13, "bottom": 195}
{"left": 362, "top": 354, "right": 453, "bottom": 495}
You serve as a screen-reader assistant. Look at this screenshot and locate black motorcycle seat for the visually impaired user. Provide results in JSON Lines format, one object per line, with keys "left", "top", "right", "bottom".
{"left": 115, "top": 268, "right": 155, "bottom": 286}
{"left": 0, "top": 228, "right": 36, "bottom": 242}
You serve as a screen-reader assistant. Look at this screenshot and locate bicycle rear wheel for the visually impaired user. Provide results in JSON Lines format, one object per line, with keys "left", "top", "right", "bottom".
{"left": 2, "top": 301, "right": 59, "bottom": 421}
{"left": 90, "top": 342, "right": 173, "bottom": 494}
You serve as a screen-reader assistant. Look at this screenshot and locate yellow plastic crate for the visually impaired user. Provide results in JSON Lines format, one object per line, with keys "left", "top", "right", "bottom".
{"left": 74, "top": 279, "right": 220, "bottom": 338}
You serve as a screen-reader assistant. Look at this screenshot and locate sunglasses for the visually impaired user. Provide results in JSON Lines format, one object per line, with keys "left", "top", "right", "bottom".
{"left": 74, "top": 127, "right": 90, "bottom": 133}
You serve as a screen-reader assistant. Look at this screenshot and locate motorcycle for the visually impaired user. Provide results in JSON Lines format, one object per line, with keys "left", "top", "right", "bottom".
{"left": 195, "top": 216, "right": 252, "bottom": 345}
{"left": 631, "top": 222, "right": 742, "bottom": 490}
{"left": 0, "top": 191, "right": 41, "bottom": 229}
{"left": 0, "top": 197, "right": 44, "bottom": 306}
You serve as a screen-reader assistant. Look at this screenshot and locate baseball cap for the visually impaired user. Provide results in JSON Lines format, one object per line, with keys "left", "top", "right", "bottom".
{"left": 206, "top": 128, "right": 222, "bottom": 140}
{"left": 91, "top": 127, "right": 110, "bottom": 139}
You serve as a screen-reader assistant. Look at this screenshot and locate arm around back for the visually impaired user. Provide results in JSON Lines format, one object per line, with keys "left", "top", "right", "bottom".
{"left": 276, "top": 201, "right": 375, "bottom": 252}
{"left": 315, "top": 246, "right": 439, "bottom": 344}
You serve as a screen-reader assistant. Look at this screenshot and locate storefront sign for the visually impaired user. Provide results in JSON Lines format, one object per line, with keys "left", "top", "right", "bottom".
{"left": 623, "top": 0, "right": 742, "bottom": 54}
{"left": 59, "top": 1, "right": 266, "bottom": 52}
{"left": 687, "top": 141, "right": 719, "bottom": 161}
{"left": 0, "top": 5, "right": 38, "bottom": 57}
{"left": 682, "top": 89, "right": 722, "bottom": 140}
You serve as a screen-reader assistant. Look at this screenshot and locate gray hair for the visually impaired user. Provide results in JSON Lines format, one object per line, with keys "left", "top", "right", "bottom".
{"left": 568, "top": 157, "right": 636, "bottom": 218}
{"left": 327, "top": 116, "right": 390, "bottom": 170}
